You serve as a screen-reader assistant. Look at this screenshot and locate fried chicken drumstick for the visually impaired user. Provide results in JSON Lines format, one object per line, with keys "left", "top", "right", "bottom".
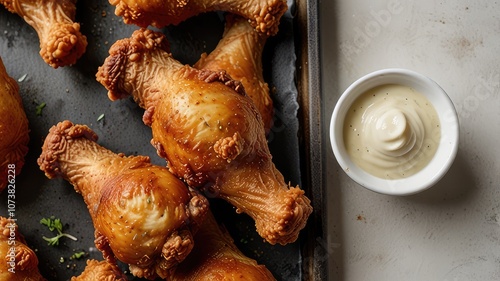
{"left": 0, "top": 0, "right": 87, "bottom": 68}
{"left": 0, "top": 56, "right": 29, "bottom": 193}
{"left": 109, "top": 0, "right": 287, "bottom": 36}
{"left": 0, "top": 216, "right": 46, "bottom": 280}
{"left": 37, "top": 120, "right": 209, "bottom": 280}
{"left": 71, "top": 259, "right": 127, "bottom": 281}
{"left": 96, "top": 29, "right": 312, "bottom": 245}
{"left": 169, "top": 210, "right": 276, "bottom": 281}
{"left": 195, "top": 15, "right": 273, "bottom": 134}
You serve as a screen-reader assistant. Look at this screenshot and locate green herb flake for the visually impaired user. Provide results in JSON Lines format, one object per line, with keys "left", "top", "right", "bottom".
{"left": 35, "top": 102, "right": 46, "bottom": 116}
{"left": 97, "top": 113, "right": 105, "bottom": 121}
{"left": 70, "top": 251, "right": 86, "bottom": 260}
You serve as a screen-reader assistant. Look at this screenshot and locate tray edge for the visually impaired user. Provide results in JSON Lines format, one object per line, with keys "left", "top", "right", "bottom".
{"left": 295, "top": 0, "right": 329, "bottom": 280}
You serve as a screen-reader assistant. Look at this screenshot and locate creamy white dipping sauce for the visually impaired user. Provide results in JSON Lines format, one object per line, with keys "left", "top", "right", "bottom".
{"left": 344, "top": 84, "right": 441, "bottom": 179}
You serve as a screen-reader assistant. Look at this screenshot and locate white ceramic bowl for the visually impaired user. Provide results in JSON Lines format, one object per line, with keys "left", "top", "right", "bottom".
{"left": 330, "top": 68, "right": 459, "bottom": 195}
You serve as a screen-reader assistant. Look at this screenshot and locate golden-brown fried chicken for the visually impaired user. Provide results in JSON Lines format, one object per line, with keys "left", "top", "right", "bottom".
{"left": 0, "top": 216, "right": 46, "bottom": 280}
{"left": 37, "top": 120, "right": 209, "bottom": 280}
{"left": 0, "top": 56, "right": 29, "bottom": 193}
{"left": 109, "top": 0, "right": 288, "bottom": 36}
{"left": 96, "top": 29, "right": 312, "bottom": 245}
{"left": 169, "top": 210, "right": 276, "bottom": 281}
{"left": 71, "top": 259, "right": 127, "bottom": 281}
{"left": 195, "top": 15, "right": 273, "bottom": 134}
{"left": 0, "top": 0, "right": 87, "bottom": 68}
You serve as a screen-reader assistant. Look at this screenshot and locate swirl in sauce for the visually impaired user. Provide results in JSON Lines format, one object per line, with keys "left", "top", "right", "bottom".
{"left": 344, "top": 84, "right": 441, "bottom": 179}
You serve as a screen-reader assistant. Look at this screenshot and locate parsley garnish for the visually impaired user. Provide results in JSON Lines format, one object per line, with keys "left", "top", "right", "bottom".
{"left": 35, "top": 102, "right": 46, "bottom": 116}
{"left": 70, "top": 251, "right": 86, "bottom": 260}
{"left": 40, "top": 216, "right": 77, "bottom": 246}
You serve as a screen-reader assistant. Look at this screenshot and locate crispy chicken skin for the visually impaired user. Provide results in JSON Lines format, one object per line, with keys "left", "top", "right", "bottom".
{"left": 169, "top": 210, "right": 276, "bottom": 281}
{"left": 71, "top": 259, "right": 127, "bottom": 281}
{"left": 0, "top": 0, "right": 87, "bottom": 68}
{"left": 0, "top": 56, "right": 29, "bottom": 193}
{"left": 37, "top": 120, "right": 209, "bottom": 280}
{"left": 96, "top": 29, "right": 312, "bottom": 245}
{"left": 109, "top": 0, "right": 287, "bottom": 36}
{"left": 0, "top": 216, "right": 46, "bottom": 280}
{"left": 195, "top": 15, "right": 273, "bottom": 134}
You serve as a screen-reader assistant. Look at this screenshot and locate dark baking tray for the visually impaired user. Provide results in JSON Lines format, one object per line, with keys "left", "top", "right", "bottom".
{"left": 0, "top": 0, "right": 326, "bottom": 280}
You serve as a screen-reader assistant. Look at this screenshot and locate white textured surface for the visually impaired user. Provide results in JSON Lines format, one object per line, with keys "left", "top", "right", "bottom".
{"left": 320, "top": 1, "right": 500, "bottom": 280}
